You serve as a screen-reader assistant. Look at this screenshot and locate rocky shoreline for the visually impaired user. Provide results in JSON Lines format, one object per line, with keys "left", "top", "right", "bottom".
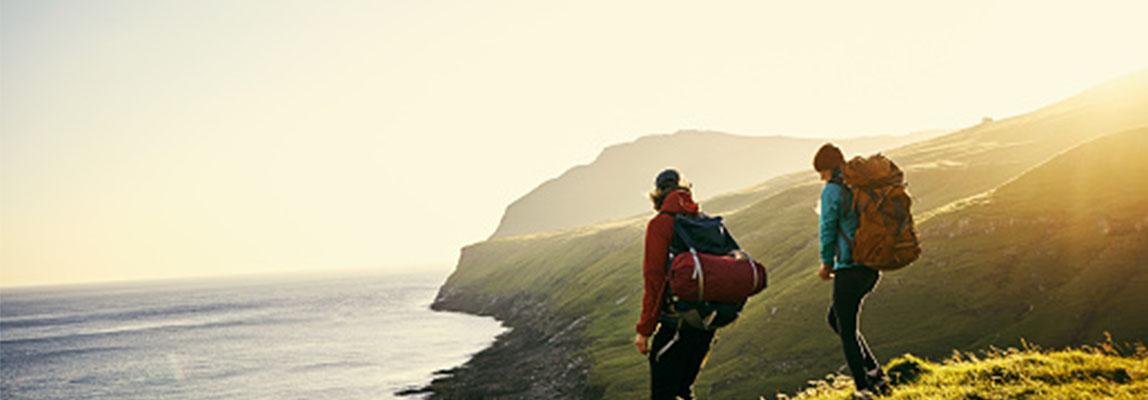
{"left": 404, "top": 286, "right": 601, "bottom": 399}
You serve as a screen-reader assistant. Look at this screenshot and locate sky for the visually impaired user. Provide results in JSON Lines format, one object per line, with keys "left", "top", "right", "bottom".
{"left": 3, "top": 0, "right": 1148, "bottom": 287}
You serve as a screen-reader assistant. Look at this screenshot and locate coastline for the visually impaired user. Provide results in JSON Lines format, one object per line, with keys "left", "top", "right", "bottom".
{"left": 407, "top": 286, "right": 601, "bottom": 399}
{"left": 1, "top": 269, "right": 508, "bottom": 400}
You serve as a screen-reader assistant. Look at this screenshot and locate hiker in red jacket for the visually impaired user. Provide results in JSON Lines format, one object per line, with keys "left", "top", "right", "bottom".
{"left": 635, "top": 169, "right": 715, "bottom": 400}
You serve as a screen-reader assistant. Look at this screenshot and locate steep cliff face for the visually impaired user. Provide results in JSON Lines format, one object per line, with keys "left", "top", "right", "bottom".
{"left": 428, "top": 225, "right": 642, "bottom": 399}
{"left": 432, "top": 69, "right": 1148, "bottom": 399}
{"left": 428, "top": 289, "right": 599, "bottom": 399}
{"left": 490, "top": 130, "right": 948, "bottom": 238}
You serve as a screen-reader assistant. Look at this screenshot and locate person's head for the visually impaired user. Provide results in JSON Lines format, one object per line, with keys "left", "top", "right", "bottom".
{"left": 649, "top": 168, "right": 691, "bottom": 210}
{"left": 812, "top": 143, "right": 846, "bottom": 181}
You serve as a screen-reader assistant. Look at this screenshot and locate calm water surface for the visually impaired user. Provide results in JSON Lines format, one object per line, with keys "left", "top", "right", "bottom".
{"left": 0, "top": 270, "right": 505, "bottom": 399}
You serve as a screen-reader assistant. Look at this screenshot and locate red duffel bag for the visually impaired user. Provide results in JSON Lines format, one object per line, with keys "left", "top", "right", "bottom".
{"left": 669, "top": 251, "right": 767, "bottom": 303}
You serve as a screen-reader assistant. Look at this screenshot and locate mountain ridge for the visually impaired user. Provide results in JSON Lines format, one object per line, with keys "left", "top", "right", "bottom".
{"left": 491, "top": 129, "right": 949, "bottom": 238}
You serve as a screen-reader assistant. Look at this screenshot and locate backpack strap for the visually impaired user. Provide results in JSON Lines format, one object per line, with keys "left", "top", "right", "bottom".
{"left": 654, "top": 319, "right": 683, "bottom": 362}
{"left": 659, "top": 211, "right": 680, "bottom": 271}
{"left": 658, "top": 211, "right": 681, "bottom": 324}
{"left": 670, "top": 217, "right": 705, "bottom": 299}
{"left": 833, "top": 182, "right": 853, "bottom": 265}
{"left": 670, "top": 216, "right": 697, "bottom": 251}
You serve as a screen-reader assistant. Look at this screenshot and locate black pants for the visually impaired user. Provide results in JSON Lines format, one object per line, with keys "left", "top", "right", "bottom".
{"left": 827, "top": 267, "right": 882, "bottom": 391}
{"left": 648, "top": 322, "right": 715, "bottom": 400}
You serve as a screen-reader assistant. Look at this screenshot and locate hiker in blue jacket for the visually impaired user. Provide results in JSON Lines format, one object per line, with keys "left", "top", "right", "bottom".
{"left": 813, "top": 143, "right": 890, "bottom": 397}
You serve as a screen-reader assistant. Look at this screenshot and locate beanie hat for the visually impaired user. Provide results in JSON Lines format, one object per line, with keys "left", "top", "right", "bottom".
{"left": 655, "top": 169, "right": 681, "bottom": 190}
{"left": 813, "top": 143, "right": 846, "bottom": 172}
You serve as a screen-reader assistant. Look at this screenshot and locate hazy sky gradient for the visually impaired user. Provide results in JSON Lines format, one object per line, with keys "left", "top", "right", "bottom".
{"left": 3, "top": 0, "right": 1148, "bottom": 286}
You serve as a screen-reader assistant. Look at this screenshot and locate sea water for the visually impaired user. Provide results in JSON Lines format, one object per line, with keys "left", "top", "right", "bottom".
{"left": 0, "top": 270, "right": 505, "bottom": 399}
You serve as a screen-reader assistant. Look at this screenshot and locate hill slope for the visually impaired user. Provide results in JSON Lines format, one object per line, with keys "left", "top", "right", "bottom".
{"left": 433, "top": 69, "right": 1148, "bottom": 399}
{"left": 491, "top": 130, "right": 946, "bottom": 238}
{"left": 701, "top": 127, "right": 1148, "bottom": 398}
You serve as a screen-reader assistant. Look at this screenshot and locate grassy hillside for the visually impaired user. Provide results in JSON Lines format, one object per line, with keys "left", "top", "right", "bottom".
{"left": 788, "top": 338, "right": 1148, "bottom": 400}
{"left": 703, "top": 127, "right": 1148, "bottom": 398}
{"left": 491, "top": 130, "right": 947, "bottom": 238}
{"left": 436, "top": 69, "right": 1148, "bottom": 398}
{"left": 707, "top": 69, "right": 1148, "bottom": 219}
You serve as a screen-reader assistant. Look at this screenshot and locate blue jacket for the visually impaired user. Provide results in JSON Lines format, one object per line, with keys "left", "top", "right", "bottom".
{"left": 819, "top": 178, "right": 859, "bottom": 270}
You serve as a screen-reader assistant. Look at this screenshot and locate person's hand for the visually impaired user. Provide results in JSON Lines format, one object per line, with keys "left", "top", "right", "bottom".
{"left": 817, "top": 263, "right": 834, "bottom": 281}
{"left": 634, "top": 333, "right": 650, "bottom": 354}
{"left": 728, "top": 250, "right": 747, "bottom": 261}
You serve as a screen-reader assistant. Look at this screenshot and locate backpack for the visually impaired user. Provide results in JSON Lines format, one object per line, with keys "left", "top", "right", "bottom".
{"left": 841, "top": 154, "right": 922, "bottom": 270}
{"left": 660, "top": 213, "right": 768, "bottom": 331}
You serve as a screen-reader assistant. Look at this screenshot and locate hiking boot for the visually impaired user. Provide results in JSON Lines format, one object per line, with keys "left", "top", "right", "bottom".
{"left": 869, "top": 379, "right": 892, "bottom": 396}
{"left": 865, "top": 367, "right": 887, "bottom": 382}
{"left": 865, "top": 367, "right": 891, "bottom": 395}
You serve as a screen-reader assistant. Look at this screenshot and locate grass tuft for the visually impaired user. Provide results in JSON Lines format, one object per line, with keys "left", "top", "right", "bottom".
{"left": 786, "top": 336, "right": 1148, "bottom": 400}
{"left": 885, "top": 354, "right": 932, "bottom": 385}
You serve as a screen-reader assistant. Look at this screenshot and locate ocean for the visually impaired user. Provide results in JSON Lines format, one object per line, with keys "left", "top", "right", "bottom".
{"left": 0, "top": 270, "right": 506, "bottom": 400}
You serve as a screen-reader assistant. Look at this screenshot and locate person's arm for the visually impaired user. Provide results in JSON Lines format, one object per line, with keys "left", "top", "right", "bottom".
{"left": 819, "top": 184, "right": 841, "bottom": 268}
{"left": 636, "top": 216, "right": 673, "bottom": 338}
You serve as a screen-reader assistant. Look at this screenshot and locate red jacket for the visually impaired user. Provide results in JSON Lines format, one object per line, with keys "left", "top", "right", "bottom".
{"left": 636, "top": 189, "right": 700, "bottom": 336}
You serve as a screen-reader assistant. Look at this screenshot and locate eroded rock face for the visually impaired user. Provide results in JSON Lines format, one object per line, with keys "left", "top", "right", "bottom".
{"left": 422, "top": 290, "right": 601, "bottom": 400}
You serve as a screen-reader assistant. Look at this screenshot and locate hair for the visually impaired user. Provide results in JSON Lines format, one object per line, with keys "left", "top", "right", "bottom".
{"left": 649, "top": 184, "right": 691, "bottom": 210}
{"left": 813, "top": 143, "right": 846, "bottom": 172}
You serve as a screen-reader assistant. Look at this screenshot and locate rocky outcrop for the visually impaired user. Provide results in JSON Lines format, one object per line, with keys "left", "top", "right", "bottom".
{"left": 419, "top": 288, "right": 601, "bottom": 399}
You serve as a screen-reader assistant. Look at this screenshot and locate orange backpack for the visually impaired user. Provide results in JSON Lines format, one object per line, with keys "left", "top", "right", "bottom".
{"left": 841, "top": 154, "right": 921, "bottom": 270}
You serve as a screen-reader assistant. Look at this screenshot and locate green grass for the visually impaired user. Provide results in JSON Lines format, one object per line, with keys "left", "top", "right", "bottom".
{"left": 786, "top": 337, "right": 1148, "bottom": 400}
